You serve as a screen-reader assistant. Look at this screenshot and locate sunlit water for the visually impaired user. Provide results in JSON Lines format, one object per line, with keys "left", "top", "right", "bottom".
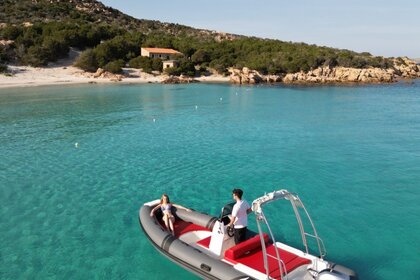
{"left": 1, "top": 82, "right": 419, "bottom": 279}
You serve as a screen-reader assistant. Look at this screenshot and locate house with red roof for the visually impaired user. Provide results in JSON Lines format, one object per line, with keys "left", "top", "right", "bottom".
{"left": 140, "top": 47, "right": 183, "bottom": 69}
{"left": 141, "top": 47, "right": 182, "bottom": 60}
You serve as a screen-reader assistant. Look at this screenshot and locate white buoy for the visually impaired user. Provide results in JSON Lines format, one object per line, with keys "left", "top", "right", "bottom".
{"left": 75, "top": 142, "right": 79, "bottom": 148}
{"left": 153, "top": 118, "right": 156, "bottom": 122}
{"left": 195, "top": 105, "right": 198, "bottom": 110}
{"left": 220, "top": 97, "right": 223, "bottom": 101}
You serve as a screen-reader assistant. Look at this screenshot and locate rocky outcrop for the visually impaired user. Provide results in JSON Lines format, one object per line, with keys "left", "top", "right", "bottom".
{"left": 229, "top": 57, "right": 420, "bottom": 85}
{"left": 229, "top": 67, "right": 282, "bottom": 84}
{"left": 283, "top": 66, "right": 395, "bottom": 84}
{"left": 81, "top": 68, "right": 124, "bottom": 81}
{"left": 161, "top": 76, "right": 198, "bottom": 84}
{"left": 392, "top": 57, "right": 420, "bottom": 78}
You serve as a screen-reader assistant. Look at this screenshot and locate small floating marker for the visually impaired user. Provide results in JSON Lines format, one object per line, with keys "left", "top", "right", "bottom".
{"left": 195, "top": 105, "right": 198, "bottom": 110}
{"left": 219, "top": 97, "right": 223, "bottom": 101}
{"left": 153, "top": 118, "right": 156, "bottom": 123}
{"left": 75, "top": 142, "right": 79, "bottom": 148}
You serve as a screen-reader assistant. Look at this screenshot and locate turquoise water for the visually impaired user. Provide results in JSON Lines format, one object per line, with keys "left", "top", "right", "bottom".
{"left": 0, "top": 82, "right": 419, "bottom": 279}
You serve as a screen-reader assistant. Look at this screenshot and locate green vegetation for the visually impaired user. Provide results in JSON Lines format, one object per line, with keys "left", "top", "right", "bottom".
{"left": 0, "top": 0, "right": 394, "bottom": 76}
{"left": 164, "top": 58, "right": 196, "bottom": 77}
{"left": 128, "top": 56, "right": 162, "bottom": 73}
{"left": 103, "top": 59, "right": 124, "bottom": 74}
{"left": 0, "top": 63, "right": 8, "bottom": 73}
{"left": 1, "top": 21, "right": 120, "bottom": 67}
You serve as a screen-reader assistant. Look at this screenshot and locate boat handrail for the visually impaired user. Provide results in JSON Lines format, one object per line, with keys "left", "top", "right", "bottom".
{"left": 294, "top": 195, "right": 326, "bottom": 259}
{"left": 253, "top": 188, "right": 327, "bottom": 277}
{"left": 266, "top": 253, "right": 287, "bottom": 279}
{"left": 256, "top": 205, "right": 287, "bottom": 280}
{"left": 304, "top": 232, "right": 326, "bottom": 258}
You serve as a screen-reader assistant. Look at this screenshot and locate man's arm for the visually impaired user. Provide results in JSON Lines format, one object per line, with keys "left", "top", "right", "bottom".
{"left": 228, "top": 216, "right": 237, "bottom": 227}
{"left": 228, "top": 205, "right": 239, "bottom": 227}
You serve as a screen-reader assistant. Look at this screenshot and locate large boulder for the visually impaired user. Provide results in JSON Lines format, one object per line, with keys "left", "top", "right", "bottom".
{"left": 93, "top": 68, "right": 105, "bottom": 78}
{"left": 392, "top": 57, "right": 420, "bottom": 78}
{"left": 347, "top": 69, "right": 361, "bottom": 82}
{"left": 228, "top": 68, "right": 265, "bottom": 84}
{"left": 230, "top": 74, "right": 242, "bottom": 84}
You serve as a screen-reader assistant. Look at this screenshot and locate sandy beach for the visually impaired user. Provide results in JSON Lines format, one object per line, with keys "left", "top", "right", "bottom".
{"left": 0, "top": 50, "right": 229, "bottom": 89}
{"left": 0, "top": 65, "right": 230, "bottom": 89}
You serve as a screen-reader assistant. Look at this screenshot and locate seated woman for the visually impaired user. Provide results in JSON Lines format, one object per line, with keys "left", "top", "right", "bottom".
{"left": 150, "top": 193, "right": 190, "bottom": 235}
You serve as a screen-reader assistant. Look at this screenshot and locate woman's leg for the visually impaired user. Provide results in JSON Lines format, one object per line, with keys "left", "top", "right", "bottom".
{"left": 168, "top": 216, "right": 175, "bottom": 235}
{"left": 162, "top": 214, "right": 169, "bottom": 229}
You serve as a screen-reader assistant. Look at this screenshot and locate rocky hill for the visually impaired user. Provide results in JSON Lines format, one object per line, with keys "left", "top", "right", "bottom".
{"left": 0, "top": 0, "right": 239, "bottom": 41}
{"left": 1, "top": 0, "right": 419, "bottom": 83}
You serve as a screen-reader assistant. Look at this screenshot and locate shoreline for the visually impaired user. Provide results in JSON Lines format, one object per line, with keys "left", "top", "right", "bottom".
{"left": 0, "top": 64, "right": 231, "bottom": 89}
{"left": 1, "top": 64, "right": 419, "bottom": 90}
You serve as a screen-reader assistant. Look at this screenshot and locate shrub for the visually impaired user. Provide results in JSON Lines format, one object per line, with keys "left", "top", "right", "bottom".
{"left": 103, "top": 59, "right": 124, "bottom": 74}
{"left": 22, "top": 45, "right": 50, "bottom": 67}
{"left": 74, "top": 49, "right": 98, "bottom": 72}
{"left": 164, "top": 67, "right": 180, "bottom": 76}
{"left": 1, "top": 25, "right": 23, "bottom": 40}
{"left": 0, "top": 64, "right": 8, "bottom": 73}
{"left": 129, "top": 56, "right": 153, "bottom": 72}
{"left": 151, "top": 58, "right": 162, "bottom": 71}
{"left": 191, "top": 49, "right": 210, "bottom": 64}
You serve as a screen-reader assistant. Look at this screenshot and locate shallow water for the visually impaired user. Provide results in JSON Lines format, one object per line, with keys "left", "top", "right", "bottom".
{"left": 0, "top": 82, "right": 419, "bottom": 279}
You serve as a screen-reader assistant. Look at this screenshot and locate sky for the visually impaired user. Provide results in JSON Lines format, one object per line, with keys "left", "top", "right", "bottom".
{"left": 101, "top": 0, "right": 420, "bottom": 58}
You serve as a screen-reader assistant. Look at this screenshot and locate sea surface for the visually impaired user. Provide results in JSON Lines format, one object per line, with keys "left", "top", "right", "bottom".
{"left": 0, "top": 82, "right": 419, "bottom": 280}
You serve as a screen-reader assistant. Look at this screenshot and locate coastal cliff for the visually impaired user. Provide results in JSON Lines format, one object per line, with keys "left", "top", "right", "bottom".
{"left": 229, "top": 57, "right": 420, "bottom": 84}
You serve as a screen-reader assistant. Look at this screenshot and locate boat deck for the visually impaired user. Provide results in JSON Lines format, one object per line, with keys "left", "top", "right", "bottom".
{"left": 165, "top": 219, "right": 312, "bottom": 280}
{"left": 222, "top": 234, "right": 311, "bottom": 279}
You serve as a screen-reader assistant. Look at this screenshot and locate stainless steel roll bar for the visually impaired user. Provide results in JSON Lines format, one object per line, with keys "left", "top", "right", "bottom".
{"left": 252, "top": 189, "right": 326, "bottom": 279}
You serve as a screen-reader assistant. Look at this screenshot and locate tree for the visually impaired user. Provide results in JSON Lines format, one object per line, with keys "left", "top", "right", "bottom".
{"left": 129, "top": 56, "right": 153, "bottom": 72}
{"left": 42, "top": 37, "right": 69, "bottom": 61}
{"left": 1, "top": 25, "right": 23, "bottom": 40}
{"left": 151, "top": 58, "right": 162, "bottom": 71}
{"left": 0, "top": 64, "right": 8, "bottom": 73}
{"left": 191, "top": 49, "right": 210, "bottom": 64}
{"left": 104, "top": 59, "right": 124, "bottom": 74}
{"left": 23, "top": 45, "right": 50, "bottom": 67}
{"left": 74, "top": 49, "right": 98, "bottom": 72}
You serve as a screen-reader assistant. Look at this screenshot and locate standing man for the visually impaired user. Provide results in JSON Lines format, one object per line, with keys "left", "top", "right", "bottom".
{"left": 228, "top": 188, "right": 252, "bottom": 244}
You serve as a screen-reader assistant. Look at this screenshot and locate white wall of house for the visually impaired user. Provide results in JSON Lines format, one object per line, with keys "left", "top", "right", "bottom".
{"left": 163, "top": 61, "right": 178, "bottom": 69}
{"left": 140, "top": 48, "right": 150, "bottom": 57}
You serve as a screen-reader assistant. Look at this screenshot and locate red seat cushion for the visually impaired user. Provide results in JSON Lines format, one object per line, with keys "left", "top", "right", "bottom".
{"left": 284, "top": 256, "right": 311, "bottom": 272}
{"left": 173, "top": 220, "right": 209, "bottom": 236}
{"left": 224, "top": 233, "right": 269, "bottom": 260}
{"left": 158, "top": 219, "right": 210, "bottom": 237}
{"left": 228, "top": 243, "right": 312, "bottom": 279}
{"left": 266, "top": 244, "right": 297, "bottom": 264}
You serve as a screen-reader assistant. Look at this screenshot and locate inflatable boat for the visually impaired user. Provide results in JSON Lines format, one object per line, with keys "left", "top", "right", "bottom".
{"left": 139, "top": 189, "right": 357, "bottom": 280}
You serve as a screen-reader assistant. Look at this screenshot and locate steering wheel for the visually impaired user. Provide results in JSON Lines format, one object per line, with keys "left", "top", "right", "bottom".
{"left": 226, "top": 225, "right": 235, "bottom": 237}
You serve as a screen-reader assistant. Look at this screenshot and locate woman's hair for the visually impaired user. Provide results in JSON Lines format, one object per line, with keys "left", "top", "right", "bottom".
{"left": 160, "top": 193, "right": 170, "bottom": 204}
